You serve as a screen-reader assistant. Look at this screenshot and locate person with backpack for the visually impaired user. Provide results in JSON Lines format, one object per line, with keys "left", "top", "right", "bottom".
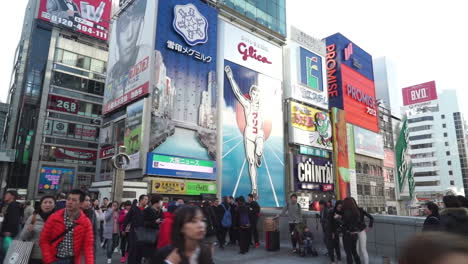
{"left": 213, "top": 197, "right": 229, "bottom": 249}
{"left": 227, "top": 196, "right": 238, "bottom": 245}
{"left": 236, "top": 196, "right": 251, "bottom": 254}
{"left": 275, "top": 193, "right": 302, "bottom": 253}
{"left": 201, "top": 200, "right": 218, "bottom": 254}
{"left": 423, "top": 202, "right": 440, "bottom": 232}
{"left": 248, "top": 193, "right": 261, "bottom": 248}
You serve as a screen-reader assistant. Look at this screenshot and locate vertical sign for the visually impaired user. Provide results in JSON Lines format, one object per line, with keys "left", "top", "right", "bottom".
{"left": 125, "top": 100, "right": 144, "bottom": 169}
{"left": 347, "top": 124, "right": 357, "bottom": 201}
{"left": 332, "top": 108, "right": 349, "bottom": 200}
{"left": 396, "top": 119, "right": 414, "bottom": 197}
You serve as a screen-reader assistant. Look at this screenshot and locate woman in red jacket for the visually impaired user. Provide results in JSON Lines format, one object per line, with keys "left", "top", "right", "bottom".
{"left": 118, "top": 200, "right": 132, "bottom": 263}
{"left": 39, "top": 189, "right": 94, "bottom": 264}
{"left": 157, "top": 201, "right": 178, "bottom": 249}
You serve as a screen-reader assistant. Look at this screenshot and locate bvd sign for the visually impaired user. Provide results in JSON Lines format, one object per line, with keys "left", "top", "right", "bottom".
{"left": 402, "top": 81, "right": 437, "bottom": 106}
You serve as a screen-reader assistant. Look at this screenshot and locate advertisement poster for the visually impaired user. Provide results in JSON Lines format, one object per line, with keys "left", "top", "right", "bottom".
{"left": 152, "top": 178, "right": 186, "bottom": 194}
{"left": 384, "top": 149, "right": 396, "bottom": 168}
{"left": 48, "top": 95, "right": 78, "bottom": 114}
{"left": 402, "top": 81, "right": 437, "bottom": 106}
{"left": 147, "top": 153, "right": 216, "bottom": 180}
{"left": 289, "top": 101, "right": 332, "bottom": 150}
{"left": 332, "top": 108, "right": 349, "bottom": 200}
{"left": 53, "top": 147, "right": 97, "bottom": 162}
{"left": 103, "top": 0, "right": 155, "bottom": 113}
{"left": 396, "top": 119, "right": 414, "bottom": 198}
{"left": 186, "top": 181, "right": 216, "bottom": 195}
{"left": 125, "top": 100, "right": 144, "bottom": 169}
{"left": 354, "top": 126, "right": 384, "bottom": 159}
{"left": 149, "top": 0, "right": 218, "bottom": 165}
{"left": 293, "top": 155, "right": 333, "bottom": 192}
{"left": 38, "top": 0, "right": 111, "bottom": 40}
{"left": 99, "top": 124, "right": 113, "bottom": 146}
{"left": 39, "top": 166, "right": 75, "bottom": 191}
{"left": 347, "top": 124, "right": 357, "bottom": 201}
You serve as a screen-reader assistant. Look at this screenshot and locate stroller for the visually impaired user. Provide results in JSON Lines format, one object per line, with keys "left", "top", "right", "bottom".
{"left": 292, "top": 222, "right": 318, "bottom": 257}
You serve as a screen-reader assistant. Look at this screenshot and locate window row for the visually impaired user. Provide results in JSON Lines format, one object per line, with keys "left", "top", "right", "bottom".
{"left": 410, "top": 143, "right": 433, "bottom": 150}
{"left": 408, "top": 125, "right": 432, "bottom": 133}
{"left": 356, "top": 162, "right": 383, "bottom": 177}
{"left": 52, "top": 71, "right": 104, "bottom": 96}
{"left": 357, "top": 184, "right": 384, "bottom": 196}
{"left": 409, "top": 134, "right": 432, "bottom": 141}
{"left": 41, "top": 145, "right": 97, "bottom": 165}
{"left": 47, "top": 94, "right": 102, "bottom": 118}
{"left": 408, "top": 116, "right": 434, "bottom": 123}
{"left": 55, "top": 48, "right": 106, "bottom": 74}
{"left": 45, "top": 119, "right": 99, "bottom": 142}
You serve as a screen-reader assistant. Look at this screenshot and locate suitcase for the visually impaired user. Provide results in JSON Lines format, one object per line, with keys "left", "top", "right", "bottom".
{"left": 265, "top": 230, "right": 280, "bottom": 251}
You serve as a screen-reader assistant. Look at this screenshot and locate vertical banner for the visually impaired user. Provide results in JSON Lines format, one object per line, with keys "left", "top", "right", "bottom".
{"left": 221, "top": 21, "right": 284, "bottom": 207}
{"left": 103, "top": 0, "right": 155, "bottom": 113}
{"left": 125, "top": 100, "right": 144, "bottom": 169}
{"left": 396, "top": 119, "right": 414, "bottom": 198}
{"left": 332, "top": 108, "right": 349, "bottom": 200}
{"left": 149, "top": 0, "right": 218, "bottom": 165}
{"left": 347, "top": 124, "right": 357, "bottom": 201}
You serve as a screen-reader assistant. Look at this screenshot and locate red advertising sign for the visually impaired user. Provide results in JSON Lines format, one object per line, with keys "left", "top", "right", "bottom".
{"left": 103, "top": 82, "right": 149, "bottom": 114}
{"left": 341, "top": 64, "right": 379, "bottom": 132}
{"left": 54, "top": 147, "right": 97, "bottom": 161}
{"left": 402, "top": 81, "right": 437, "bottom": 106}
{"left": 99, "top": 145, "right": 115, "bottom": 159}
{"left": 38, "top": 0, "right": 111, "bottom": 40}
{"left": 321, "top": 184, "right": 334, "bottom": 192}
{"left": 384, "top": 149, "right": 396, "bottom": 168}
{"left": 48, "top": 95, "right": 79, "bottom": 114}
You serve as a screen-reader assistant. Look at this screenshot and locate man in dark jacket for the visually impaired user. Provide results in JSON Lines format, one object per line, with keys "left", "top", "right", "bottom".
{"left": 228, "top": 196, "right": 238, "bottom": 245}
{"left": 0, "top": 190, "right": 21, "bottom": 262}
{"left": 319, "top": 199, "right": 341, "bottom": 262}
{"left": 213, "top": 197, "right": 228, "bottom": 248}
{"left": 248, "top": 194, "right": 261, "bottom": 247}
{"left": 123, "top": 194, "right": 148, "bottom": 264}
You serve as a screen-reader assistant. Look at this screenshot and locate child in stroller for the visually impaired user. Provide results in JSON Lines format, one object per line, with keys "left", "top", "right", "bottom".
{"left": 293, "top": 223, "right": 318, "bottom": 257}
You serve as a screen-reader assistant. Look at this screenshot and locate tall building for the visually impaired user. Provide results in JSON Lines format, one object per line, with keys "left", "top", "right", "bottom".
{"left": 0, "top": 103, "right": 8, "bottom": 143}
{"left": 404, "top": 87, "right": 466, "bottom": 203}
{"left": 453, "top": 112, "right": 468, "bottom": 196}
{"left": 2, "top": 0, "right": 110, "bottom": 198}
{"left": 373, "top": 57, "right": 401, "bottom": 117}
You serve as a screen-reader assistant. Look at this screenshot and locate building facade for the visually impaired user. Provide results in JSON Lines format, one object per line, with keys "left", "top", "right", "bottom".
{"left": 3, "top": 0, "right": 110, "bottom": 199}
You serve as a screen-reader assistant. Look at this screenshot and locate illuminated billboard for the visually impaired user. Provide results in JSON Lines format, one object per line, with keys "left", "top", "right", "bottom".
{"left": 38, "top": 0, "right": 111, "bottom": 40}
{"left": 402, "top": 81, "right": 437, "bottom": 106}
{"left": 39, "top": 166, "right": 75, "bottom": 191}
{"left": 146, "top": 153, "right": 216, "bottom": 180}
{"left": 293, "top": 155, "right": 334, "bottom": 192}
{"left": 353, "top": 126, "right": 384, "bottom": 159}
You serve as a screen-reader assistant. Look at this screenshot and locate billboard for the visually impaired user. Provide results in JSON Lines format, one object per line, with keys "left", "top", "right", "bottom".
{"left": 39, "top": 167, "right": 75, "bottom": 191}
{"left": 342, "top": 64, "right": 379, "bottom": 132}
{"left": 402, "top": 81, "right": 437, "bottom": 106}
{"left": 354, "top": 126, "right": 385, "bottom": 159}
{"left": 347, "top": 124, "right": 357, "bottom": 201}
{"left": 103, "top": 0, "right": 155, "bottom": 114}
{"left": 384, "top": 149, "right": 396, "bottom": 168}
{"left": 331, "top": 108, "right": 349, "bottom": 200}
{"left": 221, "top": 21, "right": 284, "bottom": 207}
{"left": 293, "top": 155, "right": 334, "bottom": 192}
{"left": 149, "top": 0, "right": 218, "bottom": 165}
{"left": 151, "top": 178, "right": 216, "bottom": 195}
{"left": 289, "top": 101, "right": 332, "bottom": 150}
{"left": 396, "top": 119, "right": 415, "bottom": 198}
{"left": 53, "top": 147, "right": 97, "bottom": 162}
{"left": 38, "top": 0, "right": 111, "bottom": 40}
{"left": 125, "top": 100, "right": 144, "bottom": 169}
{"left": 48, "top": 95, "right": 78, "bottom": 114}
{"left": 146, "top": 153, "right": 216, "bottom": 180}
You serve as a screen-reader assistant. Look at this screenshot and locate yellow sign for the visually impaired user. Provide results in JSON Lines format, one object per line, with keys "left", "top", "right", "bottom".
{"left": 152, "top": 178, "right": 186, "bottom": 194}
{"left": 290, "top": 101, "right": 322, "bottom": 132}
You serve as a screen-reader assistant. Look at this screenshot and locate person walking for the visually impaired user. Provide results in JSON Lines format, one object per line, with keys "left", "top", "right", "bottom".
{"left": 118, "top": 200, "right": 132, "bottom": 263}
{"left": 151, "top": 206, "right": 212, "bottom": 264}
{"left": 213, "top": 197, "right": 229, "bottom": 249}
{"left": 19, "top": 196, "right": 56, "bottom": 264}
{"left": 422, "top": 202, "right": 440, "bottom": 232}
{"left": 0, "top": 190, "right": 21, "bottom": 262}
{"left": 83, "top": 195, "right": 100, "bottom": 260}
{"left": 439, "top": 195, "right": 468, "bottom": 236}
{"left": 123, "top": 194, "right": 148, "bottom": 264}
{"left": 275, "top": 193, "right": 302, "bottom": 253}
{"left": 157, "top": 201, "right": 178, "bottom": 249}
{"left": 326, "top": 200, "right": 343, "bottom": 263}
{"left": 236, "top": 196, "right": 251, "bottom": 254}
{"left": 100, "top": 197, "right": 109, "bottom": 246}
{"left": 342, "top": 197, "right": 361, "bottom": 264}
{"left": 201, "top": 200, "right": 218, "bottom": 254}
{"left": 104, "top": 201, "right": 120, "bottom": 264}
{"left": 39, "top": 189, "right": 94, "bottom": 264}
{"left": 349, "top": 198, "right": 373, "bottom": 264}
{"left": 227, "top": 196, "right": 238, "bottom": 245}
{"left": 247, "top": 194, "right": 261, "bottom": 248}
{"left": 142, "top": 194, "right": 164, "bottom": 259}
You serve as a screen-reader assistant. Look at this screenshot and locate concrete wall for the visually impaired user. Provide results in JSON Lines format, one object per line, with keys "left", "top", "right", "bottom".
{"left": 257, "top": 209, "right": 425, "bottom": 261}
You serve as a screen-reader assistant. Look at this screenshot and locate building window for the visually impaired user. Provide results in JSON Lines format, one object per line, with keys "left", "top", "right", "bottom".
{"left": 445, "top": 142, "right": 449, "bottom": 146}
{"left": 443, "top": 123, "right": 446, "bottom": 128}
{"left": 444, "top": 132, "right": 448, "bottom": 137}
{"left": 448, "top": 161, "right": 452, "bottom": 166}
{"left": 442, "top": 114, "right": 445, "bottom": 119}
{"left": 450, "top": 180, "right": 455, "bottom": 186}
{"left": 449, "top": 170, "right": 453, "bottom": 175}
{"left": 446, "top": 151, "right": 451, "bottom": 156}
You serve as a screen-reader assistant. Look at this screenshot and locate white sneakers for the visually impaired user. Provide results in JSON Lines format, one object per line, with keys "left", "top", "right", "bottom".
{"left": 107, "top": 259, "right": 112, "bottom": 264}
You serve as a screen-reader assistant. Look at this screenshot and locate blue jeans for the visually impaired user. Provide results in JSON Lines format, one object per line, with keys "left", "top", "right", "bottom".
{"left": 106, "top": 234, "right": 120, "bottom": 259}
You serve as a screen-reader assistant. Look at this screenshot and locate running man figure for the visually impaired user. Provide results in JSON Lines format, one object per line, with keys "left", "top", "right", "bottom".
{"left": 225, "top": 65, "right": 264, "bottom": 199}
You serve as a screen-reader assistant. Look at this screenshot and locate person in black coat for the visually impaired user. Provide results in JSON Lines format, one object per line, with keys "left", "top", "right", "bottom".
{"left": 212, "top": 197, "right": 228, "bottom": 249}
{"left": 228, "top": 196, "right": 238, "bottom": 245}
{"left": 318, "top": 199, "right": 341, "bottom": 263}
{"left": 236, "top": 196, "right": 251, "bottom": 254}
{"left": 123, "top": 194, "right": 149, "bottom": 264}
{"left": 247, "top": 194, "right": 260, "bottom": 247}
{"left": 0, "top": 190, "right": 21, "bottom": 262}
{"left": 342, "top": 198, "right": 362, "bottom": 264}
{"left": 422, "top": 201, "right": 440, "bottom": 232}
{"left": 439, "top": 195, "right": 468, "bottom": 236}
{"left": 142, "top": 194, "right": 163, "bottom": 258}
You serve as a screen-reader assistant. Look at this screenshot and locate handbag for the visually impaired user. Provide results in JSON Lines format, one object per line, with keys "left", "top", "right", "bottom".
{"left": 135, "top": 226, "right": 158, "bottom": 244}
{"left": 2, "top": 240, "right": 34, "bottom": 264}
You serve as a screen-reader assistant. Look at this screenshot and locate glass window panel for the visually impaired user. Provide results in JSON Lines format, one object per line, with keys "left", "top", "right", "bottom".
{"left": 62, "top": 51, "right": 78, "bottom": 67}
{"left": 55, "top": 49, "right": 64, "bottom": 63}
{"left": 90, "top": 59, "right": 105, "bottom": 73}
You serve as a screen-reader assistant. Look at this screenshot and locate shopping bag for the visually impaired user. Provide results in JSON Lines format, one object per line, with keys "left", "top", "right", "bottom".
{"left": 135, "top": 226, "right": 159, "bottom": 244}
{"left": 3, "top": 240, "right": 34, "bottom": 264}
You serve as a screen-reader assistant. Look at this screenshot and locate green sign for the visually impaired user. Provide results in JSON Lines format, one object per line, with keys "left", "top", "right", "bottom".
{"left": 186, "top": 182, "right": 217, "bottom": 195}
{"left": 299, "top": 145, "right": 330, "bottom": 159}
{"left": 153, "top": 154, "right": 214, "bottom": 167}
{"left": 396, "top": 119, "right": 414, "bottom": 197}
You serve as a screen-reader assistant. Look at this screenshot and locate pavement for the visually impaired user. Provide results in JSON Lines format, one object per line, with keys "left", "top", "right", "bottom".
{"left": 96, "top": 240, "right": 395, "bottom": 264}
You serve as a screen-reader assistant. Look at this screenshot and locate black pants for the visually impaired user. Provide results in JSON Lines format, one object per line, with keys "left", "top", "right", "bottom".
{"left": 324, "top": 232, "right": 341, "bottom": 262}
{"left": 238, "top": 227, "right": 251, "bottom": 253}
{"left": 229, "top": 227, "right": 239, "bottom": 244}
{"left": 120, "top": 233, "right": 129, "bottom": 257}
{"left": 289, "top": 223, "right": 298, "bottom": 249}
{"left": 251, "top": 217, "right": 259, "bottom": 243}
{"left": 343, "top": 233, "right": 361, "bottom": 264}
{"left": 127, "top": 233, "right": 143, "bottom": 264}
{"left": 217, "top": 227, "right": 227, "bottom": 247}
{"left": 100, "top": 221, "right": 104, "bottom": 242}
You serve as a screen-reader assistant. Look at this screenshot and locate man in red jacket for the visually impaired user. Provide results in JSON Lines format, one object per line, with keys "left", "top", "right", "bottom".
{"left": 40, "top": 189, "right": 94, "bottom": 264}
{"left": 157, "top": 201, "right": 178, "bottom": 249}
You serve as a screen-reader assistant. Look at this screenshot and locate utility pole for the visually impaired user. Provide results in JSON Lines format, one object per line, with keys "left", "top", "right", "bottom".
{"left": 111, "top": 146, "right": 129, "bottom": 202}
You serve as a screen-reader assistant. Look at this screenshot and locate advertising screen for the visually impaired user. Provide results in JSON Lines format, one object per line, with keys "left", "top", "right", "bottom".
{"left": 221, "top": 21, "right": 284, "bottom": 207}
{"left": 149, "top": 0, "right": 218, "bottom": 165}
{"left": 48, "top": 95, "right": 78, "bottom": 114}
{"left": 347, "top": 124, "right": 358, "bottom": 202}
{"left": 342, "top": 64, "right": 379, "bottom": 132}
{"left": 293, "top": 155, "right": 333, "bottom": 192}
{"left": 289, "top": 101, "right": 332, "bottom": 150}
{"left": 39, "top": 166, "right": 75, "bottom": 191}
{"left": 103, "top": 0, "right": 155, "bottom": 114}
{"left": 38, "top": 0, "right": 111, "bottom": 40}
{"left": 146, "top": 153, "right": 216, "bottom": 180}
{"left": 331, "top": 108, "right": 349, "bottom": 200}
{"left": 125, "top": 100, "right": 144, "bottom": 169}
{"left": 402, "top": 81, "right": 437, "bottom": 106}
{"left": 354, "top": 126, "right": 384, "bottom": 159}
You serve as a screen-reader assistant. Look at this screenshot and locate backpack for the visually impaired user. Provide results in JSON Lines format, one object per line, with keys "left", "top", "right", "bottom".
{"left": 221, "top": 204, "right": 232, "bottom": 228}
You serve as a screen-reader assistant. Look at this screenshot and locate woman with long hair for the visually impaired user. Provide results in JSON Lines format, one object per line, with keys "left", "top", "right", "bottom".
{"left": 19, "top": 196, "right": 56, "bottom": 264}
{"left": 422, "top": 202, "right": 440, "bottom": 231}
{"left": 118, "top": 200, "right": 132, "bottom": 263}
{"left": 350, "top": 198, "right": 373, "bottom": 264}
{"left": 342, "top": 197, "right": 361, "bottom": 264}
{"left": 104, "top": 201, "right": 120, "bottom": 264}
{"left": 151, "top": 206, "right": 212, "bottom": 264}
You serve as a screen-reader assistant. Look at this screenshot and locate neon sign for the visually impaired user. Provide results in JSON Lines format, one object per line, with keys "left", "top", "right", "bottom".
{"left": 346, "top": 84, "right": 377, "bottom": 116}
{"left": 326, "top": 44, "right": 338, "bottom": 97}
{"left": 238, "top": 42, "right": 272, "bottom": 64}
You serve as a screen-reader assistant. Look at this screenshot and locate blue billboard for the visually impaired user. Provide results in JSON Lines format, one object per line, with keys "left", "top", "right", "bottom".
{"left": 149, "top": 0, "right": 218, "bottom": 171}
{"left": 300, "top": 47, "right": 324, "bottom": 92}
{"left": 39, "top": 167, "right": 75, "bottom": 191}
{"left": 146, "top": 153, "right": 216, "bottom": 180}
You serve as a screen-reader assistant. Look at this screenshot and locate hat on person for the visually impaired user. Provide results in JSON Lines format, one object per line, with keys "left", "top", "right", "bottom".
{"left": 167, "top": 201, "right": 178, "bottom": 213}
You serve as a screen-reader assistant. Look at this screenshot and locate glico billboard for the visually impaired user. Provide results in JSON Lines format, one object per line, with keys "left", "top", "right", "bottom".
{"left": 402, "top": 81, "right": 437, "bottom": 106}
{"left": 325, "top": 33, "right": 378, "bottom": 132}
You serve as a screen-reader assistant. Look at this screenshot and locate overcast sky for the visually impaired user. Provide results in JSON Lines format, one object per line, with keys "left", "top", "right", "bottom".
{"left": 1, "top": 0, "right": 467, "bottom": 116}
